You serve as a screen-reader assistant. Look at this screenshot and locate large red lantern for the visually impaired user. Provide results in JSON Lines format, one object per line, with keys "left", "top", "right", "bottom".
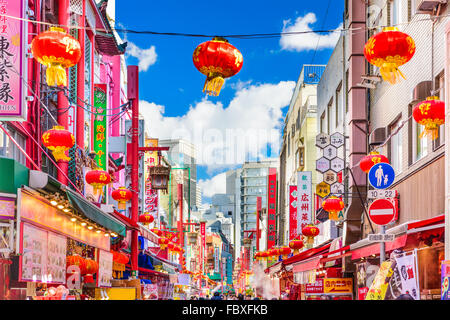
{"left": 364, "top": 27, "right": 415, "bottom": 84}
{"left": 158, "top": 237, "right": 169, "bottom": 250}
{"left": 111, "top": 187, "right": 132, "bottom": 210}
{"left": 413, "top": 96, "right": 445, "bottom": 140}
{"left": 83, "top": 259, "right": 99, "bottom": 283}
{"left": 289, "top": 239, "right": 304, "bottom": 255}
{"left": 322, "top": 196, "right": 345, "bottom": 221}
{"left": 31, "top": 27, "right": 82, "bottom": 87}
{"left": 279, "top": 247, "right": 291, "bottom": 259}
{"left": 139, "top": 213, "right": 154, "bottom": 225}
{"left": 66, "top": 255, "right": 86, "bottom": 275}
{"left": 151, "top": 228, "right": 163, "bottom": 237}
{"left": 302, "top": 224, "right": 320, "bottom": 245}
{"left": 42, "top": 125, "right": 75, "bottom": 162}
{"left": 85, "top": 169, "right": 111, "bottom": 195}
{"left": 360, "top": 151, "right": 389, "bottom": 173}
{"left": 193, "top": 37, "right": 243, "bottom": 96}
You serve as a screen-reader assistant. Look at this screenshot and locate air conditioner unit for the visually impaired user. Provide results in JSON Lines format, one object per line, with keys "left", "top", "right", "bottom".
{"left": 412, "top": 81, "right": 432, "bottom": 103}
{"left": 369, "top": 127, "right": 386, "bottom": 146}
{"left": 416, "top": 0, "right": 447, "bottom": 15}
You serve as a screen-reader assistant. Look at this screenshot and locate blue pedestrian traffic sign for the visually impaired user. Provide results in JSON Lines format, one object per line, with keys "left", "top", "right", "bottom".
{"left": 368, "top": 162, "right": 395, "bottom": 189}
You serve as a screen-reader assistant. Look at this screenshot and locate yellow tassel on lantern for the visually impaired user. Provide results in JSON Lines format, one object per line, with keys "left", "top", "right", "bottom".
{"left": 46, "top": 62, "right": 68, "bottom": 87}
{"left": 48, "top": 145, "right": 71, "bottom": 162}
{"left": 379, "top": 62, "right": 406, "bottom": 85}
{"left": 203, "top": 73, "right": 224, "bottom": 96}
{"left": 329, "top": 211, "right": 339, "bottom": 221}
{"left": 419, "top": 120, "right": 442, "bottom": 140}
{"left": 118, "top": 201, "right": 126, "bottom": 210}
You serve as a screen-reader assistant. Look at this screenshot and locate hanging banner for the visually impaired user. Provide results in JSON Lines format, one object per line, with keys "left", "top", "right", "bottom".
{"left": 365, "top": 260, "right": 395, "bottom": 300}
{"left": 0, "top": 195, "right": 15, "bottom": 219}
{"left": 266, "top": 168, "right": 277, "bottom": 249}
{"left": 93, "top": 84, "right": 108, "bottom": 170}
{"left": 144, "top": 138, "right": 159, "bottom": 225}
{"left": 394, "top": 253, "right": 419, "bottom": 299}
{"left": 97, "top": 249, "right": 113, "bottom": 288}
{"left": 297, "top": 172, "right": 312, "bottom": 234}
{"left": 289, "top": 185, "right": 298, "bottom": 240}
{"left": 0, "top": 0, "right": 27, "bottom": 121}
{"left": 200, "top": 221, "right": 206, "bottom": 275}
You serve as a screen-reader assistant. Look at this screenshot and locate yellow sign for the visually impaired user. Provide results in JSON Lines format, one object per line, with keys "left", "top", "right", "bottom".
{"left": 365, "top": 261, "right": 394, "bottom": 300}
{"left": 323, "top": 278, "right": 353, "bottom": 294}
{"left": 316, "top": 182, "right": 330, "bottom": 198}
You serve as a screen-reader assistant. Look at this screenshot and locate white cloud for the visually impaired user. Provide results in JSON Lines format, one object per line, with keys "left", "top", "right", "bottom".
{"left": 280, "top": 13, "right": 342, "bottom": 52}
{"left": 139, "top": 80, "right": 295, "bottom": 173}
{"left": 198, "top": 172, "right": 226, "bottom": 198}
{"left": 126, "top": 42, "right": 157, "bottom": 71}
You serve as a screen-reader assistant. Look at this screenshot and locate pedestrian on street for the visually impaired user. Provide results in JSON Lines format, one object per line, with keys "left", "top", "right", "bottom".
{"left": 211, "top": 292, "right": 222, "bottom": 300}
{"left": 237, "top": 293, "right": 244, "bottom": 300}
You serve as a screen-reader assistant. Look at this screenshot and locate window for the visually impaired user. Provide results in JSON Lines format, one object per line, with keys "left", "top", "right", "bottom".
{"left": 327, "top": 98, "right": 333, "bottom": 134}
{"left": 389, "top": 118, "right": 403, "bottom": 173}
{"left": 433, "top": 71, "right": 445, "bottom": 150}
{"left": 412, "top": 118, "right": 428, "bottom": 162}
{"left": 320, "top": 112, "right": 326, "bottom": 133}
{"left": 0, "top": 125, "right": 26, "bottom": 166}
{"left": 390, "top": 0, "right": 402, "bottom": 26}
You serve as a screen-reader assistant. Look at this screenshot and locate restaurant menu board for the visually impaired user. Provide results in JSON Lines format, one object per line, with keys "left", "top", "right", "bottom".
{"left": 97, "top": 250, "right": 113, "bottom": 287}
{"left": 47, "top": 232, "right": 67, "bottom": 284}
{"left": 21, "top": 223, "right": 48, "bottom": 282}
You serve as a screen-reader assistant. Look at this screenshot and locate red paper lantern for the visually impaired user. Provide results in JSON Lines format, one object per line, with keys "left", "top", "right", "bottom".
{"left": 359, "top": 152, "right": 390, "bottom": 173}
{"left": 193, "top": 37, "right": 243, "bottom": 96}
{"left": 118, "top": 252, "right": 129, "bottom": 264}
{"left": 42, "top": 125, "right": 75, "bottom": 162}
{"left": 83, "top": 259, "right": 99, "bottom": 283}
{"left": 111, "top": 187, "right": 132, "bottom": 210}
{"left": 413, "top": 96, "right": 445, "bottom": 140}
{"left": 279, "top": 247, "right": 291, "bottom": 259}
{"left": 158, "top": 237, "right": 169, "bottom": 250}
{"left": 66, "top": 255, "right": 86, "bottom": 274}
{"left": 139, "top": 213, "right": 154, "bottom": 225}
{"left": 85, "top": 169, "right": 111, "bottom": 195}
{"left": 289, "top": 239, "right": 304, "bottom": 254}
{"left": 302, "top": 224, "right": 320, "bottom": 245}
{"left": 322, "top": 196, "right": 345, "bottom": 221}
{"left": 31, "top": 27, "right": 82, "bottom": 87}
{"left": 150, "top": 228, "right": 163, "bottom": 237}
{"left": 364, "top": 27, "right": 415, "bottom": 84}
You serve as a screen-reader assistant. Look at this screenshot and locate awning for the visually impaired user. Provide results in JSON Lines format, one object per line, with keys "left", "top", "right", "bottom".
{"left": 292, "top": 257, "right": 321, "bottom": 273}
{"left": 407, "top": 214, "right": 444, "bottom": 232}
{"left": 139, "top": 224, "right": 159, "bottom": 244}
{"left": 265, "top": 261, "right": 282, "bottom": 275}
{"left": 350, "top": 234, "right": 408, "bottom": 260}
{"left": 66, "top": 188, "right": 126, "bottom": 237}
{"left": 282, "top": 241, "right": 332, "bottom": 266}
{"left": 110, "top": 210, "right": 138, "bottom": 230}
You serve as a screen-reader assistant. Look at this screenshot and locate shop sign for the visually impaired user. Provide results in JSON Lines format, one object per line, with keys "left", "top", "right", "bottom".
{"left": 330, "top": 158, "right": 345, "bottom": 173}
{"left": 368, "top": 234, "right": 395, "bottom": 242}
{"left": 315, "top": 133, "right": 330, "bottom": 149}
{"left": 316, "top": 182, "right": 330, "bottom": 198}
{"left": 365, "top": 260, "right": 395, "bottom": 300}
{"left": 367, "top": 189, "right": 397, "bottom": 199}
{"left": 19, "top": 223, "right": 67, "bottom": 284}
{"left": 297, "top": 171, "right": 312, "bottom": 234}
{"left": 266, "top": 168, "right": 277, "bottom": 249}
{"left": 144, "top": 138, "right": 159, "bottom": 222}
{"left": 289, "top": 185, "right": 298, "bottom": 240}
{"left": 323, "top": 145, "right": 337, "bottom": 160}
{"left": 200, "top": 221, "right": 206, "bottom": 274}
{"left": 93, "top": 84, "right": 108, "bottom": 170}
{"left": 0, "top": 0, "right": 27, "bottom": 121}
{"left": 323, "top": 170, "right": 337, "bottom": 185}
{"left": 97, "top": 249, "right": 113, "bottom": 288}
{"left": 316, "top": 157, "right": 330, "bottom": 173}
{"left": 356, "top": 261, "right": 379, "bottom": 300}
{"left": 358, "top": 287, "right": 369, "bottom": 300}
{"left": 394, "top": 254, "right": 419, "bottom": 300}
{"left": 19, "top": 191, "right": 110, "bottom": 251}
{"left": 323, "top": 278, "right": 353, "bottom": 294}
{"left": 441, "top": 260, "right": 450, "bottom": 300}
{"left": 305, "top": 278, "right": 324, "bottom": 294}
{"left": 330, "top": 182, "right": 344, "bottom": 195}
{"left": 0, "top": 195, "right": 15, "bottom": 219}
{"left": 330, "top": 132, "right": 345, "bottom": 148}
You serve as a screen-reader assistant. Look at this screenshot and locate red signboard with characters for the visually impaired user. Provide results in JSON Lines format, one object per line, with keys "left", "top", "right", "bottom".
{"left": 289, "top": 185, "right": 298, "bottom": 240}
{"left": 305, "top": 278, "right": 324, "bottom": 294}
{"left": 266, "top": 168, "right": 277, "bottom": 249}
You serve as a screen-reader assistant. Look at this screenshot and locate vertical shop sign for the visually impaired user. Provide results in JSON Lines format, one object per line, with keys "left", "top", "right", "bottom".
{"left": 0, "top": 0, "right": 27, "bottom": 121}
{"left": 365, "top": 260, "right": 395, "bottom": 300}
{"left": 266, "top": 168, "right": 277, "bottom": 249}
{"left": 93, "top": 84, "right": 108, "bottom": 170}
{"left": 441, "top": 260, "right": 450, "bottom": 300}
{"left": 200, "top": 221, "right": 206, "bottom": 275}
{"left": 394, "top": 254, "right": 419, "bottom": 299}
{"left": 0, "top": 196, "right": 15, "bottom": 219}
{"left": 297, "top": 172, "right": 312, "bottom": 233}
{"left": 144, "top": 138, "right": 159, "bottom": 224}
{"left": 289, "top": 185, "right": 298, "bottom": 240}
{"left": 97, "top": 249, "right": 113, "bottom": 288}
{"left": 214, "top": 247, "right": 219, "bottom": 273}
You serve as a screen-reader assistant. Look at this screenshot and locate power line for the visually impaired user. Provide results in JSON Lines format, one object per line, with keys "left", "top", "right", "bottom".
{"left": 310, "top": 0, "right": 332, "bottom": 64}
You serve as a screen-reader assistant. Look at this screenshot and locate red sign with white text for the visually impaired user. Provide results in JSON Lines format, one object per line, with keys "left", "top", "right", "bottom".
{"left": 289, "top": 185, "right": 298, "bottom": 240}
{"left": 267, "top": 168, "right": 277, "bottom": 249}
{"left": 305, "top": 278, "right": 324, "bottom": 294}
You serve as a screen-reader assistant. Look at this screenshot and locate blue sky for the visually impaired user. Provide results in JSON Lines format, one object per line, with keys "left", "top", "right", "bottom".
{"left": 116, "top": 0, "right": 344, "bottom": 204}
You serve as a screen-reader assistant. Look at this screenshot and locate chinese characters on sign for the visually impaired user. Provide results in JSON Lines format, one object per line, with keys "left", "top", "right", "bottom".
{"left": 93, "top": 84, "right": 108, "bottom": 170}
{"left": 144, "top": 138, "right": 159, "bottom": 225}
{"left": 297, "top": 171, "right": 312, "bottom": 234}
{"left": 266, "top": 168, "right": 277, "bottom": 249}
{"left": 289, "top": 185, "right": 298, "bottom": 240}
{"left": 0, "top": 0, "right": 26, "bottom": 121}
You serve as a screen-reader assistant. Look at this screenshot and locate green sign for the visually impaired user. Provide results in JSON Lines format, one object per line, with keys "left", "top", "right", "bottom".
{"left": 93, "top": 84, "right": 107, "bottom": 170}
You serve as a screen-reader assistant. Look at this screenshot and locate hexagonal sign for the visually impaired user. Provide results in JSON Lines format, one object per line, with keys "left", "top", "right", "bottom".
{"left": 316, "top": 182, "right": 330, "bottom": 198}
{"left": 323, "top": 145, "right": 337, "bottom": 160}
{"left": 330, "top": 157, "right": 345, "bottom": 173}
{"left": 316, "top": 157, "right": 330, "bottom": 173}
{"left": 330, "top": 182, "right": 344, "bottom": 195}
{"left": 330, "top": 132, "right": 345, "bottom": 148}
{"left": 323, "top": 170, "right": 337, "bottom": 185}
{"left": 315, "top": 133, "right": 330, "bottom": 149}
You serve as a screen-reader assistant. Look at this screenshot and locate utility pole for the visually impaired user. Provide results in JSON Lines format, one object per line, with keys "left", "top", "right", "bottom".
{"left": 127, "top": 65, "right": 139, "bottom": 278}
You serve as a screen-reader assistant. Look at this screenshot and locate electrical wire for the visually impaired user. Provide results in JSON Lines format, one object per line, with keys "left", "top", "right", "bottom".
{"left": 310, "top": 0, "right": 332, "bottom": 64}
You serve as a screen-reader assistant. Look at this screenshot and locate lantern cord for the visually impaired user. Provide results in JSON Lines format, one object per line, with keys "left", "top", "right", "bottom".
{"left": 4, "top": 12, "right": 450, "bottom": 40}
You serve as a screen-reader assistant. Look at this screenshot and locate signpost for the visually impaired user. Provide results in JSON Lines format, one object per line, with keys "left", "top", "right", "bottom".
{"left": 315, "top": 133, "right": 330, "bottom": 149}
{"left": 316, "top": 157, "right": 330, "bottom": 174}
{"left": 367, "top": 189, "right": 397, "bottom": 199}
{"left": 368, "top": 234, "right": 395, "bottom": 242}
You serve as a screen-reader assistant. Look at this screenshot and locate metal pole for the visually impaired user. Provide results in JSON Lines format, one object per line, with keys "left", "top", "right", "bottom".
{"left": 127, "top": 65, "right": 139, "bottom": 278}
{"left": 380, "top": 225, "right": 386, "bottom": 264}
{"left": 256, "top": 197, "right": 261, "bottom": 251}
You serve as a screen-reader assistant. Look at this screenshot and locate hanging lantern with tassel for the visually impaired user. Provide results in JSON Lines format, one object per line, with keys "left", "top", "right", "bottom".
{"left": 85, "top": 169, "right": 111, "bottom": 196}
{"left": 322, "top": 196, "right": 345, "bottom": 221}
{"left": 158, "top": 237, "right": 169, "bottom": 250}
{"left": 364, "top": 27, "right": 415, "bottom": 84}
{"left": 42, "top": 126, "right": 75, "bottom": 162}
{"left": 193, "top": 37, "right": 243, "bottom": 96}
{"left": 302, "top": 224, "right": 320, "bottom": 246}
{"left": 139, "top": 213, "right": 154, "bottom": 225}
{"left": 111, "top": 187, "right": 132, "bottom": 210}
{"left": 359, "top": 152, "right": 390, "bottom": 173}
{"left": 83, "top": 259, "right": 99, "bottom": 283}
{"left": 31, "top": 27, "right": 82, "bottom": 87}
{"left": 412, "top": 96, "right": 445, "bottom": 140}
{"left": 289, "top": 239, "right": 304, "bottom": 255}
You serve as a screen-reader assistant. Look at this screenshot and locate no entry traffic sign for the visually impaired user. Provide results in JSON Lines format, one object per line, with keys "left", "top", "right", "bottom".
{"left": 368, "top": 199, "right": 396, "bottom": 226}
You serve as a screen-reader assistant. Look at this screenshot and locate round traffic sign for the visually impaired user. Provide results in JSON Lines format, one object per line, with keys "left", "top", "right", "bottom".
{"left": 368, "top": 162, "right": 395, "bottom": 189}
{"left": 368, "top": 199, "right": 395, "bottom": 226}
